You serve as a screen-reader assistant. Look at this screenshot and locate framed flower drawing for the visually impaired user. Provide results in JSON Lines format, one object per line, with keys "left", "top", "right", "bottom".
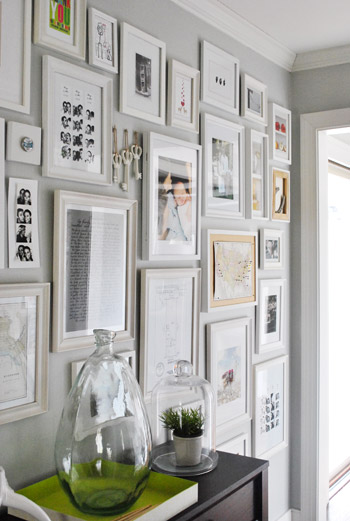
{"left": 167, "top": 59, "right": 200, "bottom": 133}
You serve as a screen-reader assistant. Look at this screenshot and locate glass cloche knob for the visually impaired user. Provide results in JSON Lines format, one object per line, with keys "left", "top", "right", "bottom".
{"left": 174, "top": 360, "right": 193, "bottom": 377}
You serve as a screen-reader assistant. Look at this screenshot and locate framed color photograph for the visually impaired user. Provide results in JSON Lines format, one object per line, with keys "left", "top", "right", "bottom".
{"left": 260, "top": 229, "right": 284, "bottom": 270}
{"left": 167, "top": 59, "right": 200, "bottom": 133}
{"left": 201, "top": 41, "right": 239, "bottom": 114}
{"left": 88, "top": 8, "right": 118, "bottom": 73}
{"left": 203, "top": 229, "right": 258, "bottom": 312}
{"left": 0, "top": 119, "right": 4, "bottom": 269}
{"left": 253, "top": 355, "right": 289, "bottom": 458}
{"left": 272, "top": 167, "right": 290, "bottom": 222}
{"left": 0, "top": 283, "right": 50, "bottom": 426}
{"left": 120, "top": 22, "right": 166, "bottom": 125}
{"left": 202, "top": 113, "right": 244, "bottom": 219}
{"left": 34, "top": 0, "right": 86, "bottom": 60}
{"left": 52, "top": 190, "right": 137, "bottom": 352}
{"left": 140, "top": 268, "right": 200, "bottom": 401}
{"left": 269, "top": 103, "right": 292, "bottom": 164}
{"left": 142, "top": 132, "right": 201, "bottom": 261}
{"left": 246, "top": 129, "right": 269, "bottom": 220}
{"left": 207, "top": 317, "right": 252, "bottom": 429}
{"left": 241, "top": 74, "right": 268, "bottom": 125}
{"left": 257, "top": 279, "right": 286, "bottom": 354}
{"left": 71, "top": 350, "right": 136, "bottom": 385}
{"left": 42, "top": 56, "right": 113, "bottom": 185}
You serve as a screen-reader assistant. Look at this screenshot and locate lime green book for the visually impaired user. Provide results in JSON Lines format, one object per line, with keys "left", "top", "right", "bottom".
{"left": 9, "top": 472, "right": 198, "bottom": 521}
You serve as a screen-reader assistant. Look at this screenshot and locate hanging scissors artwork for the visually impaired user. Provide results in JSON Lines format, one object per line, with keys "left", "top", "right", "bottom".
{"left": 131, "top": 131, "right": 142, "bottom": 180}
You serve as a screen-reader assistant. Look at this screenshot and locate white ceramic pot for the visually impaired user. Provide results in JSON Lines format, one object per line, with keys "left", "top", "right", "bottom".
{"left": 173, "top": 434, "right": 203, "bottom": 466}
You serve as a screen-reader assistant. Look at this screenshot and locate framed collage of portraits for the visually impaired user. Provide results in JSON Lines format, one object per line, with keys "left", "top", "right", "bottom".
{"left": 88, "top": 8, "right": 118, "bottom": 73}
{"left": 245, "top": 129, "right": 269, "bottom": 220}
{"left": 167, "top": 59, "right": 200, "bottom": 133}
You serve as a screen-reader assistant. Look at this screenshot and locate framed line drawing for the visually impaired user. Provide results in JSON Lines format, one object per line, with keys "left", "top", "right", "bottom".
{"left": 241, "top": 74, "right": 268, "bottom": 126}
{"left": 120, "top": 22, "right": 166, "bottom": 125}
{"left": 71, "top": 350, "right": 136, "bottom": 385}
{"left": 0, "top": 283, "right": 50, "bottom": 426}
{"left": 260, "top": 228, "right": 284, "bottom": 270}
{"left": 42, "top": 55, "right": 113, "bottom": 186}
{"left": 256, "top": 278, "right": 286, "bottom": 354}
{"left": 272, "top": 167, "right": 290, "bottom": 222}
{"left": 203, "top": 229, "right": 258, "bottom": 312}
{"left": 201, "top": 40, "right": 239, "bottom": 114}
{"left": 52, "top": 190, "right": 137, "bottom": 352}
{"left": 253, "top": 355, "right": 289, "bottom": 459}
{"left": 246, "top": 129, "right": 269, "bottom": 220}
{"left": 88, "top": 8, "right": 118, "bottom": 74}
{"left": 0, "top": 0, "right": 31, "bottom": 113}
{"left": 202, "top": 113, "right": 244, "bottom": 219}
{"left": 34, "top": 0, "right": 86, "bottom": 60}
{"left": 167, "top": 59, "right": 200, "bottom": 133}
{"left": 0, "top": 119, "right": 4, "bottom": 269}
{"left": 207, "top": 317, "right": 252, "bottom": 429}
{"left": 142, "top": 132, "right": 201, "bottom": 261}
{"left": 217, "top": 431, "right": 251, "bottom": 457}
{"left": 140, "top": 268, "right": 200, "bottom": 401}
{"left": 269, "top": 103, "right": 292, "bottom": 165}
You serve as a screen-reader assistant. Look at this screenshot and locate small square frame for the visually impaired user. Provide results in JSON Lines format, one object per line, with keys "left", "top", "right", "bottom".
{"left": 260, "top": 228, "right": 284, "bottom": 270}
{"left": 88, "top": 8, "right": 118, "bottom": 74}
{"left": 6, "top": 122, "right": 42, "bottom": 166}
{"left": 256, "top": 278, "right": 286, "bottom": 353}
{"left": 269, "top": 103, "right": 292, "bottom": 164}
{"left": 272, "top": 167, "right": 290, "bottom": 222}
{"left": 246, "top": 129, "right": 269, "bottom": 220}
{"left": 241, "top": 73, "right": 268, "bottom": 125}
{"left": 167, "top": 59, "right": 200, "bottom": 133}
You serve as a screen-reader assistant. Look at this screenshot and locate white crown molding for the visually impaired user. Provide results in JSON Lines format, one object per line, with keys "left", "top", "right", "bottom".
{"left": 170, "top": 0, "right": 296, "bottom": 71}
{"left": 292, "top": 44, "right": 350, "bottom": 72}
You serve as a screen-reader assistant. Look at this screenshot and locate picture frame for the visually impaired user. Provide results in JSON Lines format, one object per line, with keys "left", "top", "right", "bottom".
{"left": 0, "top": 0, "right": 31, "bottom": 114}
{"left": 42, "top": 55, "right": 113, "bottom": 186}
{"left": 6, "top": 122, "right": 42, "bottom": 166}
{"left": 217, "top": 431, "right": 251, "bottom": 457}
{"left": 241, "top": 73, "right": 268, "bottom": 125}
{"left": 140, "top": 268, "right": 200, "bottom": 401}
{"left": 272, "top": 167, "right": 290, "bottom": 222}
{"left": 167, "top": 59, "right": 200, "bottom": 133}
{"left": 207, "top": 317, "right": 252, "bottom": 429}
{"left": 52, "top": 190, "right": 137, "bottom": 352}
{"left": 120, "top": 22, "right": 166, "bottom": 125}
{"left": 269, "top": 103, "right": 292, "bottom": 165}
{"left": 33, "top": 0, "right": 86, "bottom": 61}
{"left": 203, "top": 229, "right": 258, "bottom": 312}
{"left": 201, "top": 41, "right": 239, "bottom": 114}
{"left": 0, "top": 283, "right": 50, "bottom": 426}
{"left": 142, "top": 132, "right": 201, "bottom": 261}
{"left": 253, "top": 355, "right": 289, "bottom": 458}
{"left": 202, "top": 113, "right": 245, "bottom": 219}
{"left": 260, "top": 228, "right": 284, "bottom": 270}
{"left": 245, "top": 129, "right": 269, "bottom": 220}
{"left": 256, "top": 278, "right": 286, "bottom": 353}
{"left": 88, "top": 8, "right": 118, "bottom": 74}
{"left": 0, "top": 119, "right": 4, "bottom": 269}
{"left": 71, "top": 350, "right": 136, "bottom": 385}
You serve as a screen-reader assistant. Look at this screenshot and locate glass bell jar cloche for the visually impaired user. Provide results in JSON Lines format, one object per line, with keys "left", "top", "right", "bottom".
{"left": 151, "top": 360, "right": 218, "bottom": 476}
{"left": 55, "top": 329, "right": 152, "bottom": 516}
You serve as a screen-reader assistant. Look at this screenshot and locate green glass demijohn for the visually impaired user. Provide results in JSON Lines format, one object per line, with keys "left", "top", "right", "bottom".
{"left": 54, "top": 330, "right": 152, "bottom": 516}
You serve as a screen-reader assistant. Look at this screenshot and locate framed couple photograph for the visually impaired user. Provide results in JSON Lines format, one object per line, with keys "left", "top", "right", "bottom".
{"left": 202, "top": 113, "right": 244, "bottom": 219}
{"left": 272, "top": 167, "right": 290, "bottom": 221}
{"left": 167, "top": 59, "right": 200, "bottom": 133}
{"left": 246, "top": 129, "right": 269, "bottom": 220}
{"left": 269, "top": 103, "right": 292, "bottom": 165}
{"left": 241, "top": 73, "right": 268, "bottom": 126}
{"left": 142, "top": 132, "right": 201, "bottom": 261}
{"left": 88, "top": 8, "right": 118, "bottom": 73}
{"left": 260, "top": 228, "right": 284, "bottom": 270}
{"left": 256, "top": 279, "right": 286, "bottom": 354}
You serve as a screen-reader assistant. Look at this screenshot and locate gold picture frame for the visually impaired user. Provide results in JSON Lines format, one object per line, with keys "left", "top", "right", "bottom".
{"left": 272, "top": 168, "right": 290, "bottom": 222}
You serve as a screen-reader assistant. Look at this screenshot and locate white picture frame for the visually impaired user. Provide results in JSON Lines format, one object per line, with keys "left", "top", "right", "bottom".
{"left": 142, "top": 132, "right": 201, "bottom": 261}
{"left": 241, "top": 73, "right": 268, "bottom": 125}
{"left": 0, "top": 283, "right": 50, "bottom": 426}
{"left": 120, "top": 22, "right": 166, "bottom": 125}
{"left": 71, "top": 350, "right": 136, "bottom": 385}
{"left": 6, "top": 122, "right": 42, "bottom": 166}
{"left": 217, "top": 431, "right": 251, "bottom": 457}
{"left": 202, "top": 113, "right": 245, "bottom": 219}
{"left": 256, "top": 279, "right": 286, "bottom": 354}
{"left": 167, "top": 59, "right": 200, "bottom": 133}
{"left": 272, "top": 167, "right": 290, "bottom": 222}
{"left": 269, "top": 103, "right": 292, "bottom": 165}
{"left": 0, "top": 119, "right": 5, "bottom": 269}
{"left": 42, "top": 55, "right": 113, "bottom": 186}
{"left": 253, "top": 355, "right": 289, "bottom": 459}
{"left": 140, "top": 268, "right": 200, "bottom": 402}
{"left": 201, "top": 40, "right": 239, "bottom": 114}
{"left": 34, "top": 0, "right": 86, "bottom": 61}
{"left": 88, "top": 8, "right": 118, "bottom": 74}
{"left": 207, "top": 317, "right": 252, "bottom": 429}
{"left": 246, "top": 129, "right": 269, "bottom": 220}
{"left": 260, "top": 229, "right": 284, "bottom": 270}
{"left": 52, "top": 190, "right": 137, "bottom": 352}
{"left": 0, "top": 0, "right": 31, "bottom": 114}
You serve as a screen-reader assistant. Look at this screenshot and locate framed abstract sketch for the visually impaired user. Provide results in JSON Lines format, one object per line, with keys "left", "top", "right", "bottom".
{"left": 88, "top": 8, "right": 118, "bottom": 73}
{"left": 256, "top": 278, "right": 286, "bottom": 354}
{"left": 272, "top": 167, "right": 290, "bottom": 222}
{"left": 260, "top": 229, "right": 284, "bottom": 270}
{"left": 0, "top": 119, "right": 4, "bottom": 269}
{"left": 241, "top": 74, "right": 268, "bottom": 125}
{"left": 269, "top": 103, "right": 292, "bottom": 164}
{"left": 34, "top": 0, "right": 86, "bottom": 60}
{"left": 120, "top": 22, "right": 166, "bottom": 125}
{"left": 167, "top": 59, "right": 200, "bottom": 133}
{"left": 202, "top": 113, "right": 244, "bottom": 219}
{"left": 245, "top": 129, "right": 269, "bottom": 220}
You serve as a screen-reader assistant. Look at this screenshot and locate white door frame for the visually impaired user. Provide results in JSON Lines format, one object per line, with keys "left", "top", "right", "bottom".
{"left": 300, "top": 108, "right": 350, "bottom": 521}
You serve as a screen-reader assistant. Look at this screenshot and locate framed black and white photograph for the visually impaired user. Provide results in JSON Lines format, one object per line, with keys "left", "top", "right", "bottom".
{"left": 269, "top": 103, "right": 292, "bottom": 165}
{"left": 0, "top": 283, "right": 50, "bottom": 425}
{"left": 201, "top": 40, "right": 239, "bottom": 114}
{"left": 88, "top": 8, "right": 118, "bottom": 73}
{"left": 202, "top": 113, "right": 244, "bottom": 218}
{"left": 167, "top": 59, "right": 200, "bottom": 133}
{"left": 241, "top": 74, "right": 268, "bottom": 125}
{"left": 0, "top": 119, "right": 4, "bottom": 269}
{"left": 142, "top": 132, "right": 201, "bottom": 260}
{"left": 120, "top": 22, "right": 166, "bottom": 125}
{"left": 260, "top": 229, "right": 284, "bottom": 270}
{"left": 140, "top": 268, "right": 200, "bottom": 401}
{"left": 52, "top": 190, "right": 137, "bottom": 352}
{"left": 257, "top": 279, "right": 286, "bottom": 353}
{"left": 246, "top": 129, "right": 269, "bottom": 219}
{"left": 42, "top": 56, "right": 113, "bottom": 185}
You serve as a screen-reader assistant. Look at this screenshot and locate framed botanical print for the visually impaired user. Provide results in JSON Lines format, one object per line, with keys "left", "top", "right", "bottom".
{"left": 260, "top": 228, "right": 284, "bottom": 270}
{"left": 202, "top": 113, "right": 244, "bottom": 219}
{"left": 88, "top": 8, "right": 118, "bottom": 73}
{"left": 269, "top": 103, "right": 292, "bottom": 164}
{"left": 246, "top": 129, "right": 269, "bottom": 220}
{"left": 120, "top": 22, "right": 166, "bottom": 125}
{"left": 42, "top": 56, "right": 113, "bottom": 185}
{"left": 256, "top": 278, "right": 286, "bottom": 353}
{"left": 142, "top": 132, "right": 201, "bottom": 261}
{"left": 272, "top": 167, "right": 290, "bottom": 222}
{"left": 167, "top": 59, "right": 200, "bottom": 133}
{"left": 241, "top": 74, "right": 268, "bottom": 125}
{"left": 0, "top": 119, "right": 4, "bottom": 269}
{"left": 34, "top": 0, "right": 86, "bottom": 60}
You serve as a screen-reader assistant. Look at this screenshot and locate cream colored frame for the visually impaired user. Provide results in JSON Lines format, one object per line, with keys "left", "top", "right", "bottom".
{"left": 271, "top": 167, "right": 290, "bottom": 222}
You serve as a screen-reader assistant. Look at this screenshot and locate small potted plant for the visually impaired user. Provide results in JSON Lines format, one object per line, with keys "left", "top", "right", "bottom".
{"left": 159, "top": 406, "right": 205, "bottom": 467}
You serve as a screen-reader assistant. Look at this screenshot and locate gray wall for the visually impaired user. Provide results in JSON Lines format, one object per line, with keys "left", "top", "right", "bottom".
{"left": 0, "top": 1, "right": 291, "bottom": 519}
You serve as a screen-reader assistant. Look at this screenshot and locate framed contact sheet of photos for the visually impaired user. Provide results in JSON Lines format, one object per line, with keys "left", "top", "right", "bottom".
{"left": 42, "top": 55, "right": 113, "bottom": 186}
{"left": 88, "top": 8, "right": 118, "bottom": 73}
{"left": 256, "top": 278, "right": 286, "bottom": 354}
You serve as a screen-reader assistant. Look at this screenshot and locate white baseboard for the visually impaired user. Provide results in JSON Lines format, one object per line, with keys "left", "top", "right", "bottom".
{"left": 277, "top": 509, "right": 301, "bottom": 521}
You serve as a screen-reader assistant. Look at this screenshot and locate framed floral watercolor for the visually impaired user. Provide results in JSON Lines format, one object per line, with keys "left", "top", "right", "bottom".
{"left": 167, "top": 59, "right": 200, "bottom": 133}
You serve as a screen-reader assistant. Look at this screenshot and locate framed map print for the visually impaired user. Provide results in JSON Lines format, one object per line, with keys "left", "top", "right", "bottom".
{"left": 167, "top": 59, "right": 200, "bottom": 133}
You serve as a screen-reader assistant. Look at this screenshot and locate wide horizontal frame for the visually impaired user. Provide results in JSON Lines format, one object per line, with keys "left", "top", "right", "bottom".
{"left": 256, "top": 278, "right": 286, "bottom": 354}
{"left": 260, "top": 228, "right": 284, "bottom": 270}
{"left": 269, "top": 102, "right": 292, "bottom": 165}
{"left": 271, "top": 167, "right": 290, "bottom": 222}
{"left": 167, "top": 59, "right": 200, "bottom": 133}
{"left": 245, "top": 128, "right": 269, "bottom": 220}
{"left": 88, "top": 8, "right": 118, "bottom": 73}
